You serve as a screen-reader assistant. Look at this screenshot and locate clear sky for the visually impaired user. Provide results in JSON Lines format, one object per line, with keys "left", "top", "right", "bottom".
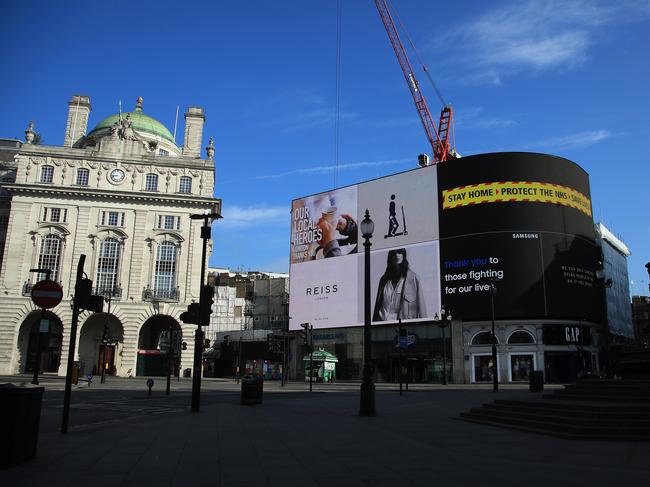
{"left": 1, "top": 0, "right": 649, "bottom": 294}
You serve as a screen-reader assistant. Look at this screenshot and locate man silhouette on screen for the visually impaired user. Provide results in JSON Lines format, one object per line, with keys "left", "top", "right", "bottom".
{"left": 388, "top": 194, "right": 398, "bottom": 237}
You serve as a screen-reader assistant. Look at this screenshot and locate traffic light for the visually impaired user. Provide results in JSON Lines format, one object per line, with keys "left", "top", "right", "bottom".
{"left": 199, "top": 284, "right": 215, "bottom": 326}
{"left": 266, "top": 333, "right": 273, "bottom": 349}
{"left": 204, "top": 338, "right": 211, "bottom": 349}
{"left": 180, "top": 303, "right": 201, "bottom": 324}
{"left": 300, "top": 323, "right": 312, "bottom": 351}
{"left": 75, "top": 278, "right": 103, "bottom": 312}
{"left": 223, "top": 335, "right": 230, "bottom": 347}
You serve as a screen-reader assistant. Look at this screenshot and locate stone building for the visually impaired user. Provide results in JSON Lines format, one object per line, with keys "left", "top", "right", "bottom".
{"left": 0, "top": 95, "right": 221, "bottom": 378}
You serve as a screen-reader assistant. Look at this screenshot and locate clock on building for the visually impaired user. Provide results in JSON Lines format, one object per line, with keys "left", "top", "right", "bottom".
{"left": 109, "top": 168, "right": 125, "bottom": 183}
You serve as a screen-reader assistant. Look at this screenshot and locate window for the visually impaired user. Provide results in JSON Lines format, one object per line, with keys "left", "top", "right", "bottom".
{"left": 100, "top": 211, "right": 125, "bottom": 227}
{"left": 37, "top": 235, "right": 62, "bottom": 281}
{"left": 507, "top": 330, "right": 535, "bottom": 344}
{"left": 42, "top": 207, "right": 68, "bottom": 223}
{"left": 153, "top": 241, "right": 178, "bottom": 297}
{"left": 156, "top": 215, "right": 180, "bottom": 230}
{"left": 159, "top": 149, "right": 169, "bottom": 157}
{"left": 179, "top": 176, "right": 192, "bottom": 193}
{"left": 510, "top": 354, "right": 534, "bottom": 382}
{"left": 96, "top": 238, "right": 121, "bottom": 294}
{"left": 145, "top": 173, "right": 158, "bottom": 191}
{"left": 40, "top": 165, "right": 54, "bottom": 183}
{"left": 76, "top": 168, "right": 90, "bottom": 186}
{"left": 471, "top": 331, "right": 498, "bottom": 345}
{"left": 234, "top": 306, "right": 242, "bottom": 318}
{"left": 473, "top": 355, "right": 498, "bottom": 383}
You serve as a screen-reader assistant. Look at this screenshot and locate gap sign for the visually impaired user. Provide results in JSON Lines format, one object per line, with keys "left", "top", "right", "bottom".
{"left": 31, "top": 280, "right": 63, "bottom": 309}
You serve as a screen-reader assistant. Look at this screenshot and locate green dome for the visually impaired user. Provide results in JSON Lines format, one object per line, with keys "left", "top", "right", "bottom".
{"left": 88, "top": 111, "right": 176, "bottom": 144}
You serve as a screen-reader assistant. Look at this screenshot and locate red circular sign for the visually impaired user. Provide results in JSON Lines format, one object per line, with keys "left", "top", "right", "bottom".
{"left": 31, "top": 280, "right": 63, "bottom": 309}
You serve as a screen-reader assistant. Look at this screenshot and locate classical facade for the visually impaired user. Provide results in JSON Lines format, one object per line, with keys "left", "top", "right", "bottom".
{"left": 0, "top": 95, "right": 221, "bottom": 378}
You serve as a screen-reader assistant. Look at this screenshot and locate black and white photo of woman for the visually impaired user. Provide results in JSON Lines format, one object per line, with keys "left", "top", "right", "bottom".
{"left": 372, "top": 248, "right": 427, "bottom": 321}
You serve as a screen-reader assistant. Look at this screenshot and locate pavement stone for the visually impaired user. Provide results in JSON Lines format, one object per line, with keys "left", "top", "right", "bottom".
{"left": 1, "top": 379, "right": 650, "bottom": 486}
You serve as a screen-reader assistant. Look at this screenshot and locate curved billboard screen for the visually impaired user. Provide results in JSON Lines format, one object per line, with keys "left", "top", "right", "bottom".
{"left": 289, "top": 152, "right": 600, "bottom": 330}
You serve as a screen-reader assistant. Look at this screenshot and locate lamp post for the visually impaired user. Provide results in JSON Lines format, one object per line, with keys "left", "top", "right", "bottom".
{"left": 490, "top": 282, "right": 498, "bottom": 392}
{"left": 434, "top": 307, "right": 452, "bottom": 386}
{"left": 359, "top": 209, "right": 375, "bottom": 416}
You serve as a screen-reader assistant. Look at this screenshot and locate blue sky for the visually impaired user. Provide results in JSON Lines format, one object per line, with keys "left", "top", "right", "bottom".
{"left": 1, "top": 0, "right": 649, "bottom": 294}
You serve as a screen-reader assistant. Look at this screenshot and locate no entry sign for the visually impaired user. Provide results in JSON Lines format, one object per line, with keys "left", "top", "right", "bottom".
{"left": 31, "top": 280, "right": 63, "bottom": 309}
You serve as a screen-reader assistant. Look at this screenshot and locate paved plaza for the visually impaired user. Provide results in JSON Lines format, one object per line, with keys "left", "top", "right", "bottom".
{"left": 1, "top": 376, "right": 649, "bottom": 486}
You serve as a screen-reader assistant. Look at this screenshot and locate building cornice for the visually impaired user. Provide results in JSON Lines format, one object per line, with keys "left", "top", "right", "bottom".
{"left": 5, "top": 183, "right": 221, "bottom": 208}
{"left": 18, "top": 144, "right": 213, "bottom": 170}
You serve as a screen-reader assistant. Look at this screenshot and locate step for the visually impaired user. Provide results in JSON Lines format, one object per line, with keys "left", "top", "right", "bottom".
{"left": 494, "top": 399, "right": 649, "bottom": 413}
{"left": 460, "top": 411, "right": 650, "bottom": 436}
{"left": 546, "top": 393, "right": 650, "bottom": 403}
{"left": 473, "top": 407, "right": 650, "bottom": 427}
{"left": 482, "top": 403, "right": 650, "bottom": 421}
{"left": 454, "top": 416, "right": 650, "bottom": 441}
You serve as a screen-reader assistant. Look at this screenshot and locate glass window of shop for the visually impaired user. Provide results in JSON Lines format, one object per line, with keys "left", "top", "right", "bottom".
{"left": 509, "top": 353, "right": 534, "bottom": 382}
{"left": 472, "top": 354, "right": 498, "bottom": 382}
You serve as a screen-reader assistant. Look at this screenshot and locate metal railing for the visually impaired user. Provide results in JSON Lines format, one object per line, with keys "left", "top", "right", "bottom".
{"left": 93, "top": 286, "right": 122, "bottom": 299}
{"left": 22, "top": 279, "right": 63, "bottom": 296}
{"left": 142, "top": 286, "right": 180, "bottom": 302}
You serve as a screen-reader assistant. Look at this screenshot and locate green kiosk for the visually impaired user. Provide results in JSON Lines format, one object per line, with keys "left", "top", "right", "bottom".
{"left": 303, "top": 348, "right": 338, "bottom": 383}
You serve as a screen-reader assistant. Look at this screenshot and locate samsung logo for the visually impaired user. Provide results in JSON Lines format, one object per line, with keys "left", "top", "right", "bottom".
{"left": 306, "top": 285, "right": 338, "bottom": 296}
{"left": 512, "top": 233, "right": 539, "bottom": 239}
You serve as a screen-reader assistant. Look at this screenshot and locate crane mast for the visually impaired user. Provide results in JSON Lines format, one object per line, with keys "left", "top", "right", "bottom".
{"left": 374, "top": 0, "right": 454, "bottom": 163}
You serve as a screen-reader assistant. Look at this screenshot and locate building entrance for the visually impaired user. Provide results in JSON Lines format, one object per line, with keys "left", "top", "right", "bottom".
{"left": 18, "top": 311, "right": 63, "bottom": 374}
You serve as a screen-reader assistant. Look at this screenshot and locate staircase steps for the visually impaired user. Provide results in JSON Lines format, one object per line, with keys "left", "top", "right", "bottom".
{"left": 457, "top": 379, "right": 650, "bottom": 440}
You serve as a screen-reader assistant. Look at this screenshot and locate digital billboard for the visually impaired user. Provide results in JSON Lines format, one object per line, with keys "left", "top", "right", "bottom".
{"left": 289, "top": 153, "right": 600, "bottom": 330}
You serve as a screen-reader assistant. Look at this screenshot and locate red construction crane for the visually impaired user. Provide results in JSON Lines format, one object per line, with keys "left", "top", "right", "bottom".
{"left": 374, "top": 0, "right": 455, "bottom": 163}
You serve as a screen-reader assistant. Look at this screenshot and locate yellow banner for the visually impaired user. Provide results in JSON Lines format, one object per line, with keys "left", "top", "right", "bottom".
{"left": 442, "top": 181, "right": 592, "bottom": 217}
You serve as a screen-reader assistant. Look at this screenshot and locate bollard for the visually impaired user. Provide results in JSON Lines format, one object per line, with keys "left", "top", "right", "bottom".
{"left": 147, "top": 378, "right": 154, "bottom": 396}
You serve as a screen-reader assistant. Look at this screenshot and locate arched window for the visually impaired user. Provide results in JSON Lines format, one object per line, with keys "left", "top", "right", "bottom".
{"left": 145, "top": 173, "right": 158, "bottom": 191}
{"left": 179, "top": 176, "right": 192, "bottom": 193}
{"left": 96, "top": 238, "right": 121, "bottom": 295}
{"left": 37, "top": 235, "right": 62, "bottom": 281}
{"left": 507, "top": 330, "right": 535, "bottom": 344}
{"left": 471, "top": 331, "right": 498, "bottom": 345}
{"left": 153, "top": 241, "right": 178, "bottom": 299}
{"left": 40, "top": 165, "right": 54, "bottom": 183}
{"left": 76, "top": 168, "right": 89, "bottom": 186}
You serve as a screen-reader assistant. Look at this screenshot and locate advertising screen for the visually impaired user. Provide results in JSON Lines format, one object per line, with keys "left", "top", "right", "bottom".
{"left": 289, "top": 153, "right": 600, "bottom": 329}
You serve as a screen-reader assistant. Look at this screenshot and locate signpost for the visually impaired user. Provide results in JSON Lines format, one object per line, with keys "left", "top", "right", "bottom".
{"left": 31, "top": 279, "right": 63, "bottom": 309}
{"left": 29, "top": 275, "right": 63, "bottom": 385}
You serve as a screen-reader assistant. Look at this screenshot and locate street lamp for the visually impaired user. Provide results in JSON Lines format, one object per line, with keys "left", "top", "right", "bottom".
{"left": 359, "top": 209, "right": 375, "bottom": 416}
{"left": 489, "top": 281, "right": 498, "bottom": 392}
{"left": 433, "top": 307, "right": 452, "bottom": 385}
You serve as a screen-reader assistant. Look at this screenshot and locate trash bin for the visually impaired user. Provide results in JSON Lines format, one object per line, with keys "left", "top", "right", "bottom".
{"left": 529, "top": 370, "right": 544, "bottom": 392}
{"left": 183, "top": 368, "right": 191, "bottom": 378}
{"left": 240, "top": 374, "right": 263, "bottom": 405}
{"left": 72, "top": 361, "right": 79, "bottom": 385}
{"left": 0, "top": 384, "right": 44, "bottom": 469}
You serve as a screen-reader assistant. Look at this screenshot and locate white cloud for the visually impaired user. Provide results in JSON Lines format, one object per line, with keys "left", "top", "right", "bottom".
{"left": 218, "top": 204, "right": 289, "bottom": 228}
{"left": 529, "top": 129, "right": 612, "bottom": 150}
{"left": 454, "top": 106, "right": 518, "bottom": 129}
{"left": 438, "top": 0, "right": 650, "bottom": 83}
{"left": 254, "top": 157, "right": 412, "bottom": 180}
{"left": 264, "top": 108, "right": 359, "bottom": 133}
